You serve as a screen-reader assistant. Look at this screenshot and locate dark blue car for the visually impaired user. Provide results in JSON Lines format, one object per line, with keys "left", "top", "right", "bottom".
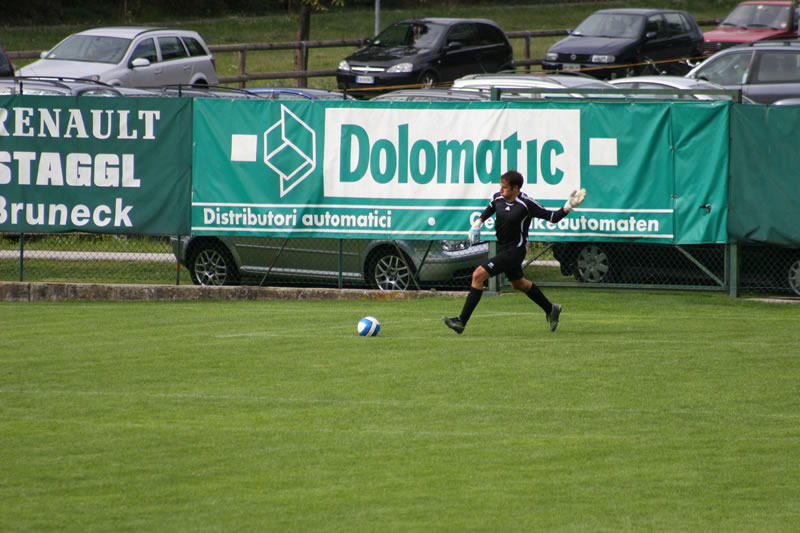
{"left": 336, "top": 18, "right": 513, "bottom": 97}
{"left": 542, "top": 8, "right": 704, "bottom": 79}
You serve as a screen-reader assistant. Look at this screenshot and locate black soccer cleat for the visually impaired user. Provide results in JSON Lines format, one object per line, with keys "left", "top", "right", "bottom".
{"left": 547, "top": 304, "right": 561, "bottom": 332}
{"left": 443, "top": 316, "right": 465, "bottom": 334}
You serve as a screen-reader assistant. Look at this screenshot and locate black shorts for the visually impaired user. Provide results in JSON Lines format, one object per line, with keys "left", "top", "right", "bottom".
{"left": 482, "top": 245, "right": 526, "bottom": 281}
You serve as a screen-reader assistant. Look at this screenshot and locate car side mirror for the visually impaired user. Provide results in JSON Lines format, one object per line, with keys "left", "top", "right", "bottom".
{"left": 446, "top": 41, "right": 464, "bottom": 51}
{"left": 645, "top": 31, "right": 657, "bottom": 40}
{"left": 40, "top": 51, "right": 48, "bottom": 59}
{"left": 130, "top": 57, "right": 151, "bottom": 68}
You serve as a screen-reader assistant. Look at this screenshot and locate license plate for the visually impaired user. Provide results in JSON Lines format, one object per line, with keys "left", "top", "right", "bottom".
{"left": 563, "top": 63, "right": 581, "bottom": 71}
{"left": 356, "top": 75, "right": 374, "bottom": 84}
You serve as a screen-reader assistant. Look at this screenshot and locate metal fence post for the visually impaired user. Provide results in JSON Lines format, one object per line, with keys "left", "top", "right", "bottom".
{"left": 728, "top": 242, "right": 740, "bottom": 298}
{"left": 338, "top": 238, "right": 343, "bottom": 289}
{"left": 487, "top": 241, "right": 499, "bottom": 294}
{"left": 19, "top": 233, "right": 24, "bottom": 282}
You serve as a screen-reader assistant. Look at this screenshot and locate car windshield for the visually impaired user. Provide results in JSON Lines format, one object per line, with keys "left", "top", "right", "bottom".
{"left": 693, "top": 51, "right": 755, "bottom": 85}
{"left": 372, "top": 22, "right": 445, "bottom": 49}
{"left": 721, "top": 4, "right": 792, "bottom": 29}
{"left": 46, "top": 35, "right": 131, "bottom": 64}
{"left": 571, "top": 13, "right": 645, "bottom": 39}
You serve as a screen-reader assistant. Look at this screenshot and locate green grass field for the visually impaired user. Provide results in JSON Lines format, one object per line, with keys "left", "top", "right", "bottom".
{"left": 2, "top": 289, "right": 798, "bottom": 531}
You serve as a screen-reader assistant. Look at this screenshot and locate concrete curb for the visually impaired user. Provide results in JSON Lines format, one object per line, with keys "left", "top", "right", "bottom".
{"left": 0, "top": 282, "right": 468, "bottom": 302}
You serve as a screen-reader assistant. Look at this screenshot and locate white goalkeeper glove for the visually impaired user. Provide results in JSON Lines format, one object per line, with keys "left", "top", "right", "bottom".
{"left": 563, "top": 188, "right": 587, "bottom": 213}
{"left": 467, "top": 219, "right": 483, "bottom": 244}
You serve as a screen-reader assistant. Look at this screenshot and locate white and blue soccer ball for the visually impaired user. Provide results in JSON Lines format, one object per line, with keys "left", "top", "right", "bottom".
{"left": 357, "top": 316, "right": 381, "bottom": 337}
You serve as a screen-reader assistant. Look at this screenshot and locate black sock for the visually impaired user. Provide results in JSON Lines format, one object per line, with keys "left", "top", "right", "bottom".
{"left": 526, "top": 283, "right": 552, "bottom": 314}
{"left": 459, "top": 287, "right": 483, "bottom": 325}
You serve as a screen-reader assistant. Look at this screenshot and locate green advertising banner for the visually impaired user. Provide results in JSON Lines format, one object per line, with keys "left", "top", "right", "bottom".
{"left": 192, "top": 99, "right": 729, "bottom": 244}
{"left": 729, "top": 105, "right": 800, "bottom": 248}
{"left": 0, "top": 95, "right": 192, "bottom": 235}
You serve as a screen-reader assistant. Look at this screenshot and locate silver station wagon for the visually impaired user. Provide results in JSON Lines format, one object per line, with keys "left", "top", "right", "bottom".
{"left": 172, "top": 235, "right": 489, "bottom": 291}
{"left": 19, "top": 27, "right": 218, "bottom": 87}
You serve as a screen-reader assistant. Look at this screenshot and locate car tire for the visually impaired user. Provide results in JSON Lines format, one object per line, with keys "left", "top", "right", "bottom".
{"left": 367, "top": 247, "right": 414, "bottom": 290}
{"left": 786, "top": 255, "right": 800, "bottom": 296}
{"left": 574, "top": 243, "right": 612, "bottom": 283}
{"left": 419, "top": 71, "right": 438, "bottom": 88}
{"left": 188, "top": 241, "right": 240, "bottom": 286}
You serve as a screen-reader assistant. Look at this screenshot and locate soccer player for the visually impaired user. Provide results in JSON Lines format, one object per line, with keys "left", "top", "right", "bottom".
{"left": 443, "top": 170, "right": 586, "bottom": 334}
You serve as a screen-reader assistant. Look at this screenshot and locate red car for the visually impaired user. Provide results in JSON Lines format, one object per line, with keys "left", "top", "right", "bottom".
{"left": 703, "top": 1, "right": 798, "bottom": 55}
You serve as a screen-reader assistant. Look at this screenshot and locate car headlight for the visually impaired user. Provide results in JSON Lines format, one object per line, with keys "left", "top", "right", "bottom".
{"left": 387, "top": 62, "right": 413, "bottom": 73}
{"left": 591, "top": 54, "right": 615, "bottom": 63}
{"left": 441, "top": 240, "right": 470, "bottom": 252}
{"left": 337, "top": 60, "right": 350, "bottom": 71}
{"left": 545, "top": 52, "right": 558, "bottom": 61}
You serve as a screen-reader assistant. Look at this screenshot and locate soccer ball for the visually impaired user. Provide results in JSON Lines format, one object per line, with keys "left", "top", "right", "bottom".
{"left": 357, "top": 316, "right": 381, "bottom": 337}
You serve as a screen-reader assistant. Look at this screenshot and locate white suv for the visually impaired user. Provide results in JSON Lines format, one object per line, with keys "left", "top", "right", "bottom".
{"left": 18, "top": 27, "right": 218, "bottom": 87}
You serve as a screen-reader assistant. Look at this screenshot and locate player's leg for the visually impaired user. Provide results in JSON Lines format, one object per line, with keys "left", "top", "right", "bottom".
{"left": 509, "top": 269, "right": 561, "bottom": 332}
{"left": 443, "top": 265, "right": 489, "bottom": 334}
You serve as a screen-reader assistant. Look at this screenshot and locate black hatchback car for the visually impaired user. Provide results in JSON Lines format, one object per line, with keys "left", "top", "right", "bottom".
{"left": 336, "top": 18, "right": 513, "bottom": 97}
{"left": 542, "top": 8, "right": 704, "bottom": 79}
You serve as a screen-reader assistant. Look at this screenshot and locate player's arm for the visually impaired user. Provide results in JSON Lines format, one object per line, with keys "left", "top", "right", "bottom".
{"left": 527, "top": 189, "right": 587, "bottom": 223}
{"left": 468, "top": 198, "right": 497, "bottom": 243}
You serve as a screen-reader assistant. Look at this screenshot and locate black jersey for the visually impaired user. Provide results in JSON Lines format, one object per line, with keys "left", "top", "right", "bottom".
{"left": 480, "top": 191, "right": 568, "bottom": 250}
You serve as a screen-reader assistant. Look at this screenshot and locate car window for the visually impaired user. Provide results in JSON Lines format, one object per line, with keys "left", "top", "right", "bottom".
{"left": 446, "top": 23, "right": 479, "bottom": 47}
{"left": 645, "top": 15, "right": 667, "bottom": 38}
{"left": 697, "top": 51, "right": 754, "bottom": 84}
{"left": 753, "top": 50, "right": 800, "bottom": 83}
{"left": 182, "top": 37, "right": 208, "bottom": 57}
{"left": 572, "top": 13, "right": 645, "bottom": 39}
{"left": 131, "top": 38, "right": 157, "bottom": 63}
{"left": 475, "top": 23, "right": 506, "bottom": 46}
{"left": 373, "top": 22, "right": 444, "bottom": 49}
{"left": 47, "top": 35, "right": 130, "bottom": 64}
{"left": 664, "top": 13, "right": 689, "bottom": 36}
{"left": 158, "top": 36, "right": 188, "bottom": 61}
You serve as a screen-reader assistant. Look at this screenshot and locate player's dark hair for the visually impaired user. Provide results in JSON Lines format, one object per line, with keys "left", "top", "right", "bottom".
{"left": 501, "top": 170, "right": 524, "bottom": 189}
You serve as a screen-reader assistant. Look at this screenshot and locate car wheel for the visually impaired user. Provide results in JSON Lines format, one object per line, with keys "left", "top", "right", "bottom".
{"left": 419, "top": 71, "right": 438, "bottom": 88}
{"left": 368, "top": 248, "right": 414, "bottom": 290}
{"left": 786, "top": 256, "right": 800, "bottom": 296}
{"left": 188, "top": 242, "right": 240, "bottom": 286}
{"left": 575, "top": 244, "right": 612, "bottom": 283}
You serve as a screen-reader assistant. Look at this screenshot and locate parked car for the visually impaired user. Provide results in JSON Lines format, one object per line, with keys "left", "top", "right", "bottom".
{"left": 542, "top": 8, "right": 704, "bottom": 79}
{"left": 246, "top": 87, "right": 353, "bottom": 100}
{"left": 686, "top": 40, "right": 800, "bottom": 104}
{"left": 0, "top": 44, "right": 15, "bottom": 77}
{"left": 552, "top": 241, "right": 800, "bottom": 295}
{"left": 0, "top": 76, "right": 154, "bottom": 96}
{"left": 336, "top": 18, "right": 513, "bottom": 97}
{"left": 18, "top": 27, "right": 218, "bottom": 87}
{"left": 451, "top": 71, "right": 617, "bottom": 98}
{"left": 607, "top": 74, "right": 755, "bottom": 101}
{"left": 171, "top": 235, "right": 488, "bottom": 290}
{"left": 772, "top": 96, "right": 800, "bottom": 104}
{"left": 144, "top": 84, "right": 264, "bottom": 99}
{"left": 703, "top": 1, "right": 799, "bottom": 56}
{"left": 371, "top": 87, "right": 491, "bottom": 102}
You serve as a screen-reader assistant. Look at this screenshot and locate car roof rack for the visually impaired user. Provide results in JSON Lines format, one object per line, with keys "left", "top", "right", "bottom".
{"left": 746, "top": 40, "right": 800, "bottom": 48}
